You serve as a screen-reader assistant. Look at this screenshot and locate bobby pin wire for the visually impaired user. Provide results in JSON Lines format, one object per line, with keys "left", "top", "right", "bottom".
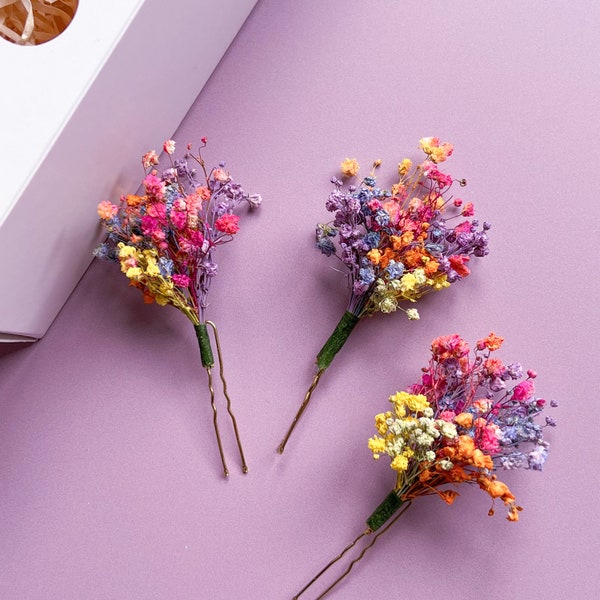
{"left": 198, "top": 320, "right": 248, "bottom": 477}
{"left": 293, "top": 501, "right": 412, "bottom": 599}
{"left": 278, "top": 368, "right": 325, "bottom": 454}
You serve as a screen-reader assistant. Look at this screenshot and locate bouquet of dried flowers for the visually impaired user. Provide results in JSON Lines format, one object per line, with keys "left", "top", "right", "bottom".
{"left": 294, "top": 333, "right": 556, "bottom": 599}
{"left": 95, "top": 138, "right": 262, "bottom": 476}
{"left": 279, "top": 138, "right": 491, "bottom": 452}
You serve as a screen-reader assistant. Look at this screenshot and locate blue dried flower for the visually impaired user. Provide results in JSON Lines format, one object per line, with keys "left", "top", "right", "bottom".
{"left": 158, "top": 257, "right": 174, "bottom": 277}
{"left": 359, "top": 267, "right": 376, "bottom": 285}
{"left": 356, "top": 188, "right": 372, "bottom": 202}
{"left": 374, "top": 209, "right": 389, "bottom": 227}
{"left": 317, "top": 237, "right": 336, "bottom": 256}
{"left": 386, "top": 260, "right": 404, "bottom": 279}
{"left": 527, "top": 444, "right": 548, "bottom": 471}
{"left": 363, "top": 231, "right": 380, "bottom": 250}
{"left": 93, "top": 243, "right": 110, "bottom": 260}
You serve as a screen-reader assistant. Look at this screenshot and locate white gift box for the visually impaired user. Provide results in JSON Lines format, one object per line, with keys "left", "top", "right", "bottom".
{"left": 0, "top": 0, "right": 257, "bottom": 341}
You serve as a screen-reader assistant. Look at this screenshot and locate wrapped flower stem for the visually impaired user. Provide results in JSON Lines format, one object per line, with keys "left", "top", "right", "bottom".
{"left": 315, "top": 311, "right": 360, "bottom": 370}
{"left": 95, "top": 138, "right": 262, "bottom": 476}
{"left": 279, "top": 138, "right": 491, "bottom": 453}
{"left": 278, "top": 311, "right": 359, "bottom": 453}
{"left": 293, "top": 333, "right": 557, "bottom": 598}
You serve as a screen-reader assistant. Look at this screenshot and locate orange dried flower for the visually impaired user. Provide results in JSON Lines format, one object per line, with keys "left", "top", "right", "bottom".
{"left": 403, "top": 247, "right": 428, "bottom": 269}
{"left": 454, "top": 413, "right": 473, "bottom": 428}
{"left": 423, "top": 259, "right": 440, "bottom": 277}
{"left": 455, "top": 435, "right": 475, "bottom": 460}
{"left": 439, "top": 490, "right": 459, "bottom": 505}
{"left": 471, "top": 449, "right": 493, "bottom": 470}
{"left": 125, "top": 194, "right": 145, "bottom": 207}
{"left": 477, "top": 332, "right": 505, "bottom": 351}
{"left": 478, "top": 476, "right": 516, "bottom": 505}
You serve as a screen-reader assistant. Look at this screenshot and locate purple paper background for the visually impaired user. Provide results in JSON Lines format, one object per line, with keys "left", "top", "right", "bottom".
{"left": 1, "top": 1, "right": 599, "bottom": 598}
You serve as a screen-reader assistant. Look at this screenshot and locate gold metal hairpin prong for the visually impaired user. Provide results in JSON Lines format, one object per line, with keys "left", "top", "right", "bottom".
{"left": 205, "top": 366, "right": 229, "bottom": 478}
{"left": 206, "top": 321, "right": 249, "bottom": 474}
{"left": 293, "top": 502, "right": 412, "bottom": 600}
{"left": 278, "top": 368, "right": 325, "bottom": 454}
{"left": 292, "top": 529, "right": 370, "bottom": 599}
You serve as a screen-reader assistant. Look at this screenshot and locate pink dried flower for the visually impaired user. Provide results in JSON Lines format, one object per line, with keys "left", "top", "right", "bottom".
{"left": 484, "top": 358, "right": 505, "bottom": 377}
{"left": 163, "top": 139, "right": 176, "bottom": 155}
{"left": 431, "top": 334, "right": 470, "bottom": 361}
{"left": 462, "top": 202, "right": 474, "bottom": 216}
{"left": 142, "top": 150, "right": 159, "bottom": 169}
{"left": 172, "top": 273, "right": 191, "bottom": 287}
{"left": 97, "top": 200, "right": 118, "bottom": 219}
{"left": 215, "top": 213, "right": 240, "bottom": 235}
{"left": 449, "top": 255, "right": 471, "bottom": 278}
{"left": 213, "top": 168, "right": 230, "bottom": 183}
{"left": 147, "top": 202, "right": 166, "bottom": 220}
{"left": 439, "top": 410, "right": 456, "bottom": 422}
{"left": 474, "top": 418, "right": 501, "bottom": 453}
{"left": 143, "top": 173, "right": 165, "bottom": 200}
{"left": 170, "top": 209, "right": 187, "bottom": 230}
{"left": 513, "top": 380, "right": 535, "bottom": 402}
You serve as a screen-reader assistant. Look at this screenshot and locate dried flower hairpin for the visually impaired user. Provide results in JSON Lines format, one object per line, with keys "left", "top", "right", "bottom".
{"left": 278, "top": 138, "right": 491, "bottom": 453}
{"left": 94, "top": 138, "right": 262, "bottom": 476}
{"left": 294, "top": 333, "right": 556, "bottom": 599}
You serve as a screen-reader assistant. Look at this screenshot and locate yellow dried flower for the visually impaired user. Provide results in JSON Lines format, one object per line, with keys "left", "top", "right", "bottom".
{"left": 125, "top": 267, "right": 142, "bottom": 280}
{"left": 340, "top": 158, "right": 360, "bottom": 178}
{"left": 398, "top": 158, "right": 412, "bottom": 176}
{"left": 375, "top": 412, "right": 390, "bottom": 435}
{"left": 390, "top": 454, "right": 409, "bottom": 472}
{"left": 368, "top": 437, "right": 387, "bottom": 459}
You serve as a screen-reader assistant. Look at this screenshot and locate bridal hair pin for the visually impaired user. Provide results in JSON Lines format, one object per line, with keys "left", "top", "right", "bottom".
{"left": 95, "top": 138, "right": 262, "bottom": 476}
{"left": 279, "top": 138, "right": 491, "bottom": 453}
{"left": 294, "top": 333, "right": 557, "bottom": 598}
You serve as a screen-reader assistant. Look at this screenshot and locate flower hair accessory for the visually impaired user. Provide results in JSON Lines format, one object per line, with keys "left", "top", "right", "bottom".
{"left": 279, "top": 138, "right": 491, "bottom": 453}
{"left": 95, "top": 138, "right": 262, "bottom": 476}
{"left": 294, "top": 333, "right": 556, "bottom": 599}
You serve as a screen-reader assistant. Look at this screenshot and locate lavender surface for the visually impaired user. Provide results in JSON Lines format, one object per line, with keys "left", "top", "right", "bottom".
{"left": 1, "top": 1, "right": 598, "bottom": 598}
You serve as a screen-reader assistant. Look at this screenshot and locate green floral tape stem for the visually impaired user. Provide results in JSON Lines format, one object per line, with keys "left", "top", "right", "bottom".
{"left": 195, "top": 323, "right": 214, "bottom": 368}
{"left": 316, "top": 311, "right": 360, "bottom": 370}
{"left": 366, "top": 490, "right": 403, "bottom": 531}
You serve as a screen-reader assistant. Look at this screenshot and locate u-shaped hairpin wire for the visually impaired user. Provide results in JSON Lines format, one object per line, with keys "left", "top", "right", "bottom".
{"left": 197, "top": 320, "right": 248, "bottom": 477}
{"left": 278, "top": 368, "right": 325, "bottom": 454}
{"left": 293, "top": 502, "right": 411, "bottom": 599}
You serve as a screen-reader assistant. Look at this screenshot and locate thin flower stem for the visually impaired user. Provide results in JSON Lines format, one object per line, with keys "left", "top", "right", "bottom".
{"left": 292, "top": 529, "right": 370, "bottom": 599}
{"left": 188, "top": 151, "right": 209, "bottom": 182}
{"left": 278, "top": 369, "right": 325, "bottom": 454}
{"left": 206, "top": 321, "right": 248, "bottom": 473}
{"left": 205, "top": 367, "right": 229, "bottom": 477}
{"left": 310, "top": 502, "right": 412, "bottom": 600}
